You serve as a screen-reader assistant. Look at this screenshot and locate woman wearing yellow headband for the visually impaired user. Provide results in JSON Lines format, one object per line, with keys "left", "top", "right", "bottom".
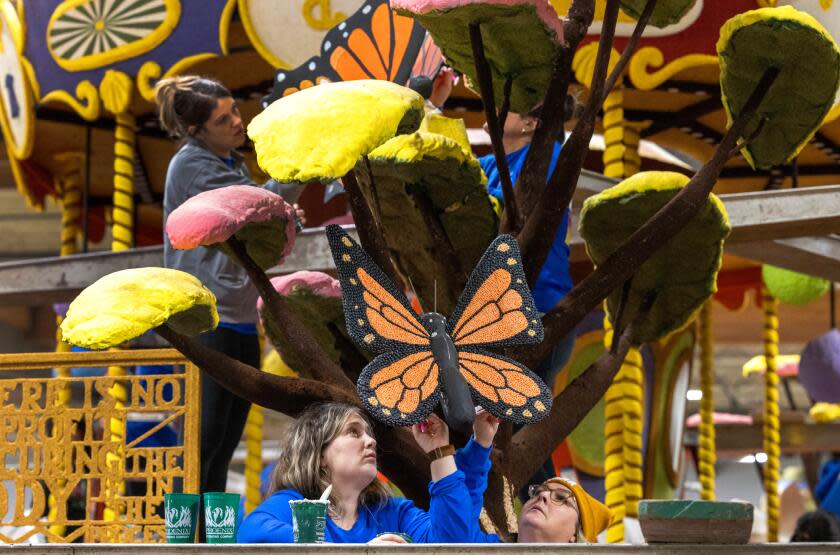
{"left": 458, "top": 413, "right": 611, "bottom": 543}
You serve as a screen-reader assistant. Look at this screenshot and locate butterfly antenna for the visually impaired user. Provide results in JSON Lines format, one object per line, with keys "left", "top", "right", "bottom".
{"left": 434, "top": 280, "right": 437, "bottom": 313}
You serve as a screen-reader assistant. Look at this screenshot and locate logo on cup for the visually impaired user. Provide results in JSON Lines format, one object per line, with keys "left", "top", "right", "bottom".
{"left": 206, "top": 506, "right": 237, "bottom": 533}
{"left": 166, "top": 507, "right": 193, "bottom": 532}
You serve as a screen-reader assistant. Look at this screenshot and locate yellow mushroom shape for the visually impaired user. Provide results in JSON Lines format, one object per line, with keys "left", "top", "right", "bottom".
{"left": 61, "top": 267, "right": 218, "bottom": 350}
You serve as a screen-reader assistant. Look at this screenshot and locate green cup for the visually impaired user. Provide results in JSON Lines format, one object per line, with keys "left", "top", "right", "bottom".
{"left": 164, "top": 493, "right": 200, "bottom": 543}
{"left": 289, "top": 499, "right": 329, "bottom": 543}
{"left": 203, "top": 492, "right": 240, "bottom": 543}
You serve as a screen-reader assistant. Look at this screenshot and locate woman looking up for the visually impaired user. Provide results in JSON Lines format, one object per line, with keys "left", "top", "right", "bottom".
{"left": 238, "top": 403, "right": 479, "bottom": 544}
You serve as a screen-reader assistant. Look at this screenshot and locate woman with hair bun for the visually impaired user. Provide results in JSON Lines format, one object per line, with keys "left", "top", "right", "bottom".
{"left": 155, "top": 76, "right": 302, "bottom": 505}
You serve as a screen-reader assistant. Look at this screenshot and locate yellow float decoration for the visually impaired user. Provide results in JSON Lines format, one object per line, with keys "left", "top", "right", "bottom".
{"left": 47, "top": 0, "right": 181, "bottom": 71}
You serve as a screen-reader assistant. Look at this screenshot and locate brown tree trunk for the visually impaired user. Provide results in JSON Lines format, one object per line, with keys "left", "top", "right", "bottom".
{"left": 155, "top": 324, "right": 432, "bottom": 505}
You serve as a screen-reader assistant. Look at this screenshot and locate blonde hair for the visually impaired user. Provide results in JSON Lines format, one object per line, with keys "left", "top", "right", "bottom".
{"left": 154, "top": 75, "right": 231, "bottom": 139}
{"left": 270, "top": 403, "right": 390, "bottom": 509}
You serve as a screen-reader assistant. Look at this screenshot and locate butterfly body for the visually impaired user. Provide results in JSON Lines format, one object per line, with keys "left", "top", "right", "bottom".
{"left": 424, "top": 312, "right": 475, "bottom": 434}
{"left": 327, "top": 225, "right": 553, "bottom": 429}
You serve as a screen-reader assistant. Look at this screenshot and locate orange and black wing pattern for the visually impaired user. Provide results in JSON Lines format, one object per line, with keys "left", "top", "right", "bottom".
{"left": 459, "top": 347, "right": 552, "bottom": 424}
{"left": 327, "top": 225, "right": 436, "bottom": 426}
{"left": 445, "top": 234, "right": 551, "bottom": 424}
{"left": 326, "top": 225, "right": 428, "bottom": 355}
{"left": 358, "top": 350, "right": 441, "bottom": 425}
{"left": 262, "top": 0, "right": 427, "bottom": 106}
{"left": 447, "top": 234, "right": 544, "bottom": 348}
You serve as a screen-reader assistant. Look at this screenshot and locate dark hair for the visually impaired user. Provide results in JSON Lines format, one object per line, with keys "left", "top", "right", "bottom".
{"left": 790, "top": 510, "right": 840, "bottom": 542}
{"left": 408, "top": 75, "right": 434, "bottom": 100}
{"left": 154, "top": 76, "right": 231, "bottom": 139}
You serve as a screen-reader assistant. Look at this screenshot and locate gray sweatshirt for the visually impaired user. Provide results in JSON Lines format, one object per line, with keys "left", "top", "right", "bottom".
{"left": 163, "top": 141, "right": 302, "bottom": 324}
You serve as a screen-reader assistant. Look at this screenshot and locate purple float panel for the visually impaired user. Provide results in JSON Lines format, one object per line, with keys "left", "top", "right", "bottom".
{"left": 799, "top": 329, "right": 840, "bottom": 403}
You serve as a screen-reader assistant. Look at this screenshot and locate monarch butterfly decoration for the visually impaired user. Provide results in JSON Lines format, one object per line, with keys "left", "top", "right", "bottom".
{"left": 326, "top": 225, "right": 552, "bottom": 433}
{"left": 262, "top": 0, "right": 430, "bottom": 106}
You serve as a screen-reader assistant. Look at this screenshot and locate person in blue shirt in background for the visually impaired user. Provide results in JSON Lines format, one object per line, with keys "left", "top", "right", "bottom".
{"left": 479, "top": 98, "right": 579, "bottom": 493}
{"left": 237, "top": 402, "right": 481, "bottom": 544}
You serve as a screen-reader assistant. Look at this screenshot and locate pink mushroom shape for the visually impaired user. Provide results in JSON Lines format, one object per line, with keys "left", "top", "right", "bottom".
{"left": 257, "top": 271, "right": 353, "bottom": 378}
{"left": 166, "top": 185, "right": 297, "bottom": 271}
{"left": 257, "top": 271, "right": 342, "bottom": 313}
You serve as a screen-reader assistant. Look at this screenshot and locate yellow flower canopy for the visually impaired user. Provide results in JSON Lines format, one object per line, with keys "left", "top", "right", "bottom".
{"left": 61, "top": 267, "right": 218, "bottom": 350}
{"left": 248, "top": 79, "right": 425, "bottom": 183}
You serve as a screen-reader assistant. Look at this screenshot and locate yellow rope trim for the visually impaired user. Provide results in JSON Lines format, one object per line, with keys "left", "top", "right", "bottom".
{"left": 698, "top": 301, "right": 716, "bottom": 501}
{"left": 244, "top": 404, "right": 264, "bottom": 514}
{"left": 622, "top": 347, "right": 644, "bottom": 518}
{"left": 762, "top": 286, "right": 780, "bottom": 542}
{"left": 111, "top": 112, "right": 135, "bottom": 251}
{"left": 103, "top": 359, "right": 128, "bottom": 522}
{"left": 603, "top": 315, "right": 625, "bottom": 543}
{"left": 602, "top": 85, "right": 625, "bottom": 179}
{"left": 48, "top": 151, "right": 84, "bottom": 536}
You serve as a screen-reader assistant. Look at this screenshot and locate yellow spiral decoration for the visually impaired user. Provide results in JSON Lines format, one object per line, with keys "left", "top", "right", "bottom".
{"left": 101, "top": 71, "right": 135, "bottom": 523}
{"left": 602, "top": 85, "right": 626, "bottom": 179}
{"left": 110, "top": 110, "right": 136, "bottom": 252}
{"left": 622, "top": 122, "right": 643, "bottom": 177}
{"left": 602, "top": 316, "right": 625, "bottom": 543}
{"left": 245, "top": 324, "right": 267, "bottom": 514}
{"left": 621, "top": 347, "right": 644, "bottom": 518}
{"left": 762, "top": 286, "right": 780, "bottom": 542}
{"left": 698, "top": 301, "right": 716, "bottom": 501}
{"left": 49, "top": 153, "right": 85, "bottom": 536}
{"left": 244, "top": 405, "right": 264, "bottom": 514}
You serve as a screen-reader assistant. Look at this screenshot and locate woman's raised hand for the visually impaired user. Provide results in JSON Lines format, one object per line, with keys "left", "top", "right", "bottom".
{"left": 473, "top": 409, "right": 500, "bottom": 448}
{"left": 411, "top": 413, "right": 450, "bottom": 454}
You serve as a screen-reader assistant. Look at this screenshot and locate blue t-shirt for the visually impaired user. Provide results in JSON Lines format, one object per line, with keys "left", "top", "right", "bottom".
{"left": 480, "top": 142, "right": 573, "bottom": 313}
{"left": 237, "top": 470, "right": 475, "bottom": 543}
{"left": 455, "top": 437, "right": 501, "bottom": 543}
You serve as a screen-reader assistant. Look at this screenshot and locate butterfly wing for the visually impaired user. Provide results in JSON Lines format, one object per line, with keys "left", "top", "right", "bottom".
{"left": 358, "top": 349, "right": 441, "bottom": 425}
{"left": 459, "top": 347, "right": 552, "bottom": 424}
{"left": 447, "top": 234, "right": 544, "bottom": 348}
{"left": 407, "top": 32, "right": 445, "bottom": 81}
{"left": 328, "top": 2, "right": 426, "bottom": 83}
{"left": 261, "top": 0, "right": 425, "bottom": 107}
{"left": 326, "top": 225, "right": 429, "bottom": 354}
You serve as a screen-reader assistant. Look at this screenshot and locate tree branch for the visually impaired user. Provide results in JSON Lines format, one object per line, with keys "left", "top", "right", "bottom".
{"left": 498, "top": 75, "right": 513, "bottom": 132}
{"left": 516, "top": 0, "right": 598, "bottom": 222}
{"left": 505, "top": 318, "right": 635, "bottom": 489}
{"left": 226, "top": 235, "right": 356, "bottom": 391}
{"left": 156, "top": 324, "right": 358, "bottom": 413}
{"left": 411, "top": 190, "right": 468, "bottom": 296}
{"left": 469, "top": 22, "right": 520, "bottom": 233}
{"left": 343, "top": 168, "right": 405, "bottom": 289}
{"left": 601, "top": 0, "right": 658, "bottom": 101}
{"left": 518, "top": 0, "right": 621, "bottom": 287}
{"left": 523, "top": 66, "right": 781, "bottom": 366}
{"left": 515, "top": 52, "right": 573, "bottom": 221}
{"left": 156, "top": 324, "right": 432, "bottom": 505}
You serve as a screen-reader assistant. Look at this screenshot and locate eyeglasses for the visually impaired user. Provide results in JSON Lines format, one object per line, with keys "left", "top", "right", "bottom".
{"left": 527, "top": 484, "right": 578, "bottom": 510}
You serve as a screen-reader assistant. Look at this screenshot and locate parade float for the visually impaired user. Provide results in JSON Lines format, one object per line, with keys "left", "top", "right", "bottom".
{"left": 0, "top": 0, "right": 838, "bottom": 545}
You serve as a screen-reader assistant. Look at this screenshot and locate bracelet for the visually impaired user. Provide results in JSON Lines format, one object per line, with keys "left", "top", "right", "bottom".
{"left": 427, "top": 444, "right": 455, "bottom": 462}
